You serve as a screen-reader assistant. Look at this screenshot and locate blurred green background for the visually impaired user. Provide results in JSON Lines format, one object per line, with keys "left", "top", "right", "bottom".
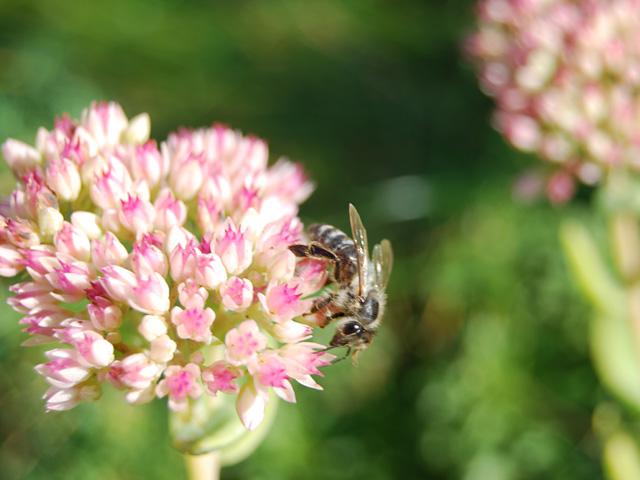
{"left": 0, "top": 1, "right": 603, "bottom": 479}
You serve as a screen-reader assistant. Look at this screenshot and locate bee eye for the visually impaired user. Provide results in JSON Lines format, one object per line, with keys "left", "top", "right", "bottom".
{"left": 343, "top": 322, "right": 363, "bottom": 336}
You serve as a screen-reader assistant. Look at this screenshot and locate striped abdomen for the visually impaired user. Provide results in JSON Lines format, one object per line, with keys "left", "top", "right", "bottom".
{"left": 309, "top": 224, "right": 358, "bottom": 285}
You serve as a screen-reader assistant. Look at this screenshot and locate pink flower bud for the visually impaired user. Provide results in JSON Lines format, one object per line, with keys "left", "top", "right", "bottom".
{"left": 294, "top": 258, "right": 328, "bottom": 295}
{"left": 273, "top": 320, "right": 313, "bottom": 343}
{"left": 87, "top": 295, "right": 122, "bottom": 331}
{"left": 260, "top": 217, "right": 303, "bottom": 251}
{"left": 279, "top": 342, "right": 335, "bottom": 385}
{"left": 149, "top": 334, "right": 177, "bottom": 363}
{"left": 90, "top": 302, "right": 123, "bottom": 331}
{"left": 100, "top": 265, "right": 137, "bottom": 302}
{"left": 170, "top": 305, "right": 216, "bottom": 343}
{"left": 177, "top": 279, "right": 208, "bottom": 309}
{"left": 20, "top": 245, "right": 56, "bottom": 281}
{"left": 19, "top": 309, "right": 67, "bottom": 344}
{"left": 0, "top": 243, "right": 23, "bottom": 277}
{"left": 8, "top": 281, "right": 59, "bottom": 313}
{"left": 220, "top": 277, "right": 253, "bottom": 312}
{"left": 123, "top": 113, "right": 151, "bottom": 145}
{"left": 24, "top": 170, "right": 58, "bottom": 217}
{"left": 38, "top": 207, "right": 64, "bottom": 238}
{"left": 46, "top": 157, "right": 82, "bottom": 201}
{"left": 195, "top": 252, "right": 227, "bottom": 289}
{"left": 170, "top": 156, "right": 204, "bottom": 200}
{"left": 498, "top": 113, "right": 541, "bottom": 152}
{"left": 233, "top": 185, "right": 261, "bottom": 213}
{"left": 258, "top": 281, "right": 311, "bottom": 323}
{"left": 100, "top": 208, "right": 122, "bottom": 234}
{"left": 138, "top": 315, "right": 167, "bottom": 341}
{"left": 81, "top": 101, "right": 128, "bottom": 147}
{"left": 70, "top": 330, "right": 114, "bottom": 367}
{"left": 265, "top": 159, "right": 314, "bottom": 204}
{"left": 196, "top": 197, "right": 222, "bottom": 234}
{"left": 202, "top": 361, "right": 240, "bottom": 395}
{"left": 200, "top": 174, "right": 232, "bottom": 206}
{"left": 264, "top": 249, "right": 296, "bottom": 282}
{"left": 125, "top": 386, "right": 156, "bottom": 405}
{"left": 215, "top": 220, "right": 252, "bottom": 275}
{"left": 547, "top": 171, "right": 576, "bottom": 204}
{"left": 107, "top": 353, "right": 159, "bottom": 390}
{"left": 8, "top": 189, "right": 29, "bottom": 219}
{"left": 90, "top": 159, "right": 132, "bottom": 210}
{"left": 229, "top": 136, "right": 268, "bottom": 175}
{"left": 235, "top": 379, "right": 267, "bottom": 431}
{"left": 169, "top": 239, "right": 198, "bottom": 282}
{"left": 2, "top": 138, "right": 41, "bottom": 174}
{"left": 164, "top": 225, "right": 195, "bottom": 256}
{"left": 35, "top": 349, "right": 91, "bottom": 389}
{"left": 225, "top": 320, "right": 267, "bottom": 366}
{"left": 45, "top": 261, "right": 92, "bottom": 300}
{"left": 257, "top": 196, "right": 296, "bottom": 226}
{"left": 4, "top": 218, "right": 40, "bottom": 248}
{"left": 131, "top": 235, "right": 168, "bottom": 276}
{"left": 118, "top": 194, "right": 155, "bottom": 235}
{"left": 156, "top": 363, "right": 202, "bottom": 411}
{"left": 43, "top": 384, "right": 101, "bottom": 412}
{"left": 154, "top": 188, "right": 187, "bottom": 231}
{"left": 252, "top": 353, "right": 296, "bottom": 403}
{"left": 92, "top": 232, "right": 129, "bottom": 269}
{"left": 129, "top": 141, "right": 163, "bottom": 186}
{"left": 128, "top": 273, "right": 170, "bottom": 314}
{"left": 54, "top": 222, "right": 91, "bottom": 262}
{"left": 71, "top": 211, "right": 102, "bottom": 240}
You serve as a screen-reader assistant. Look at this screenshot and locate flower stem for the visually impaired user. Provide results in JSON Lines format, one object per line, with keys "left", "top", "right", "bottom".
{"left": 184, "top": 452, "right": 221, "bottom": 480}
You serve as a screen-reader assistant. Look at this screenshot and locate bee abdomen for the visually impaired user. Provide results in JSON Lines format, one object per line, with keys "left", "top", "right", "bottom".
{"left": 309, "top": 223, "right": 358, "bottom": 285}
{"left": 309, "top": 224, "right": 356, "bottom": 257}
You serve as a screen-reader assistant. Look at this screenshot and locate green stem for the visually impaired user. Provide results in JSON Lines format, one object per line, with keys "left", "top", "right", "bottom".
{"left": 184, "top": 452, "right": 221, "bottom": 480}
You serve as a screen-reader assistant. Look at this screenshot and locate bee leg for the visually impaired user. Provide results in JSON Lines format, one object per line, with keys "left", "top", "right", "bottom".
{"left": 311, "top": 295, "right": 339, "bottom": 328}
{"left": 311, "top": 294, "right": 335, "bottom": 314}
{"left": 289, "top": 244, "right": 310, "bottom": 257}
{"left": 336, "top": 347, "right": 352, "bottom": 363}
{"left": 309, "top": 243, "right": 338, "bottom": 260}
{"left": 288, "top": 243, "right": 337, "bottom": 261}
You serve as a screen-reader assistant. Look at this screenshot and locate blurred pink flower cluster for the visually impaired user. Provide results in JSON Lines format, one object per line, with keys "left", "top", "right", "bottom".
{"left": 0, "top": 101, "right": 334, "bottom": 430}
{"left": 468, "top": 0, "right": 640, "bottom": 202}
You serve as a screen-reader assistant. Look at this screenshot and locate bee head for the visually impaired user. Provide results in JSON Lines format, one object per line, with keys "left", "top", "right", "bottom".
{"left": 330, "top": 320, "right": 373, "bottom": 349}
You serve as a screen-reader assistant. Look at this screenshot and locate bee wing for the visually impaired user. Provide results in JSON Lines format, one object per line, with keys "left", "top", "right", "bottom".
{"left": 349, "top": 203, "right": 369, "bottom": 297}
{"left": 372, "top": 239, "right": 393, "bottom": 290}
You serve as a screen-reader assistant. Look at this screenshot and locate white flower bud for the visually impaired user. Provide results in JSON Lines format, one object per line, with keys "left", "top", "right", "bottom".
{"left": 138, "top": 315, "right": 168, "bottom": 341}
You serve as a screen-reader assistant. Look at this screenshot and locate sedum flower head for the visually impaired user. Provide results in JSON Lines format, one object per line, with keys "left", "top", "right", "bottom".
{"left": 1, "top": 101, "right": 334, "bottom": 430}
{"left": 468, "top": 0, "right": 640, "bottom": 202}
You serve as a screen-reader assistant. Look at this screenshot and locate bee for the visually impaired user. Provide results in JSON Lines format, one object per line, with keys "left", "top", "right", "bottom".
{"left": 289, "top": 204, "right": 393, "bottom": 359}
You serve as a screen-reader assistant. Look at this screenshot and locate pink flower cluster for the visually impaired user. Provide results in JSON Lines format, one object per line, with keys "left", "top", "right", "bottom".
{"left": 468, "top": 0, "right": 640, "bottom": 202}
{"left": 0, "top": 101, "right": 334, "bottom": 430}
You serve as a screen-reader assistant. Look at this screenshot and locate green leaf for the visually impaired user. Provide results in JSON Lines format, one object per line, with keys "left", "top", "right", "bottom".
{"left": 560, "top": 220, "right": 624, "bottom": 317}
